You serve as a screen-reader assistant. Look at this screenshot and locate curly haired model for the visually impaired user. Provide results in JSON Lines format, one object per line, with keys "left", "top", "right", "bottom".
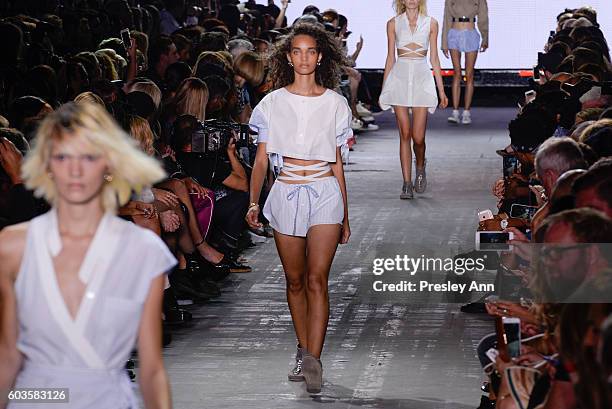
{"left": 246, "top": 22, "right": 352, "bottom": 393}
{"left": 267, "top": 23, "right": 350, "bottom": 91}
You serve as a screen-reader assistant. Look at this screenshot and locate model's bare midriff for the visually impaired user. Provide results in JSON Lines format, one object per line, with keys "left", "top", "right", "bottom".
{"left": 451, "top": 21, "right": 476, "bottom": 30}
{"left": 280, "top": 157, "right": 334, "bottom": 184}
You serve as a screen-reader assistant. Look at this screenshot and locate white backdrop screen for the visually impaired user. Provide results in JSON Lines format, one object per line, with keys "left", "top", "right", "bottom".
{"left": 284, "top": 1, "right": 611, "bottom": 69}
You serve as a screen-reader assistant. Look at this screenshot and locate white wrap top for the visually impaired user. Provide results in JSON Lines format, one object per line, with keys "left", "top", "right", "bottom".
{"left": 11, "top": 209, "right": 177, "bottom": 409}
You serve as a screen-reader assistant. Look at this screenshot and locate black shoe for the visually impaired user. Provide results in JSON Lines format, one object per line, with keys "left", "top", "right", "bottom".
{"left": 187, "top": 269, "right": 222, "bottom": 298}
{"left": 169, "top": 269, "right": 213, "bottom": 300}
{"left": 477, "top": 395, "right": 495, "bottom": 409}
{"left": 224, "top": 256, "right": 252, "bottom": 273}
{"left": 460, "top": 302, "right": 487, "bottom": 314}
{"left": 202, "top": 256, "right": 251, "bottom": 280}
{"left": 162, "top": 328, "right": 172, "bottom": 347}
{"left": 164, "top": 308, "right": 193, "bottom": 325}
{"left": 163, "top": 288, "right": 194, "bottom": 324}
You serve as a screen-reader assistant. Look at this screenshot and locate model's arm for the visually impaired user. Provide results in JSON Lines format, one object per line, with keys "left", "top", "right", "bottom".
{"left": 382, "top": 18, "right": 396, "bottom": 85}
{"left": 441, "top": 0, "right": 452, "bottom": 57}
{"left": 0, "top": 225, "right": 27, "bottom": 409}
{"left": 245, "top": 142, "right": 269, "bottom": 229}
{"left": 429, "top": 19, "right": 448, "bottom": 108}
{"left": 330, "top": 147, "right": 350, "bottom": 244}
{"left": 477, "top": 0, "right": 489, "bottom": 51}
{"left": 137, "top": 274, "right": 171, "bottom": 409}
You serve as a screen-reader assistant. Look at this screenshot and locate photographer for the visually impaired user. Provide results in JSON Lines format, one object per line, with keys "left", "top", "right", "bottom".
{"left": 172, "top": 114, "right": 250, "bottom": 255}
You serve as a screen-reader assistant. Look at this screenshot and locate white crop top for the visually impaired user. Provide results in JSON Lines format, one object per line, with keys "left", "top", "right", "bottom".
{"left": 249, "top": 87, "right": 353, "bottom": 165}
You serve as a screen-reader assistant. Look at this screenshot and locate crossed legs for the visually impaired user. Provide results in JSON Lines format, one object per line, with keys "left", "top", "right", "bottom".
{"left": 395, "top": 106, "right": 428, "bottom": 183}
{"left": 274, "top": 224, "right": 341, "bottom": 359}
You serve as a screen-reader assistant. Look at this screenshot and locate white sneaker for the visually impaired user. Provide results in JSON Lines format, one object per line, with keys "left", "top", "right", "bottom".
{"left": 461, "top": 110, "right": 472, "bottom": 125}
{"left": 350, "top": 117, "right": 363, "bottom": 131}
{"left": 448, "top": 109, "right": 460, "bottom": 124}
{"left": 361, "top": 123, "right": 379, "bottom": 131}
{"left": 356, "top": 102, "right": 373, "bottom": 117}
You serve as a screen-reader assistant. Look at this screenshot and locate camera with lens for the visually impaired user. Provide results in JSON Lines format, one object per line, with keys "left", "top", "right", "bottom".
{"left": 190, "top": 118, "right": 255, "bottom": 155}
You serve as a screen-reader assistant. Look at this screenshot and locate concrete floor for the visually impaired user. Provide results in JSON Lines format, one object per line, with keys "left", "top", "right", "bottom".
{"left": 159, "top": 108, "right": 518, "bottom": 409}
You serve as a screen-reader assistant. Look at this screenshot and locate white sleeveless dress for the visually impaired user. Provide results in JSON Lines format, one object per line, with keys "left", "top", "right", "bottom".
{"left": 379, "top": 13, "right": 439, "bottom": 113}
{"left": 10, "top": 209, "right": 176, "bottom": 409}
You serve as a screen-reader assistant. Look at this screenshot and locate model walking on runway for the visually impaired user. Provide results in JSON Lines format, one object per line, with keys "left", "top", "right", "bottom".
{"left": 246, "top": 23, "right": 352, "bottom": 393}
{"left": 0, "top": 102, "right": 176, "bottom": 409}
{"left": 380, "top": 0, "right": 448, "bottom": 199}
{"left": 442, "top": 0, "right": 489, "bottom": 124}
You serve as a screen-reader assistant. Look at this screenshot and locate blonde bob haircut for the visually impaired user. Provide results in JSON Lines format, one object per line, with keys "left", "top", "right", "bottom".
{"left": 22, "top": 102, "right": 166, "bottom": 212}
{"left": 234, "top": 51, "right": 265, "bottom": 87}
{"left": 394, "top": 0, "right": 427, "bottom": 16}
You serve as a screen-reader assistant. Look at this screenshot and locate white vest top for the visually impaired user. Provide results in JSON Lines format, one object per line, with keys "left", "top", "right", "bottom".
{"left": 11, "top": 209, "right": 176, "bottom": 409}
{"left": 395, "top": 13, "right": 431, "bottom": 58}
{"left": 249, "top": 87, "right": 353, "bottom": 163}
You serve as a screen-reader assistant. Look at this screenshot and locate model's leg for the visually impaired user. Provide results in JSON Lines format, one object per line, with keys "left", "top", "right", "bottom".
{"left": 464, "top": 51, "right": 478, "bottom": 111}
{"left": 304, "top": 224, "right": 342, "bottom": 358}
{"left": 450, "top": 50, "right": 463, "bottom": 110}
{"left": 395, "top": 106, "right": 413, "bottom": 183}
{"left": 411, "top": 107, "right": 428, "bottom": 169}
{"left": 412, "top": 107, "right": 429, "bottom": 193}
{"left": 274, "top": 231, "right": 308, "bottom": 348}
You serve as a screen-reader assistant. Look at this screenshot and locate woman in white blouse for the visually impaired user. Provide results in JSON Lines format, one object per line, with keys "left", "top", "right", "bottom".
{"left": 246, "top": 23, "right": 352, "bottom": 394}
{"left": 0, "top": 102, "right": 176, "bottom": 409}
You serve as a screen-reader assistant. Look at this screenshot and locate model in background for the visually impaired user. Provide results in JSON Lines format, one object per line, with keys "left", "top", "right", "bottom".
{"left": 0, "top": 102, "right": 176, "bottom": 409}
{"left": 246, "top": 24, "right": 351, "bottom": 393}
{"left": 380, "top": 0, "right": 448, "bottom": 199}
{"left": 442, "top": 0, "right": 489, "bottom": 125}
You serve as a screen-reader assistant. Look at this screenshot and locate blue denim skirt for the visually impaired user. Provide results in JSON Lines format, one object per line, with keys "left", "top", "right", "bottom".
{"left": 447, "top": 28, "right": 481, "bottom": 52}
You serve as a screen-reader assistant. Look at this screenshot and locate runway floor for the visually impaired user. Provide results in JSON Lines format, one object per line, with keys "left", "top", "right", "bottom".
{"left": 157, "top": 107, "right": 518, "bottom": 409}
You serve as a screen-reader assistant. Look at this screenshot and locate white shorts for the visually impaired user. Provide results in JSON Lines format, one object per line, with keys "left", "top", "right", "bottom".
{"left": 263, "top": 177, "right": 344, "bottom": 237}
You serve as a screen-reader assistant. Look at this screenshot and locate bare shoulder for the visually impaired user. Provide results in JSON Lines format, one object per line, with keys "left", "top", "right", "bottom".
{"left": 0, "top": 222, "right": 29, "bottom": 279}
{"left": 387, "top": 16, "right": 396, "bottom": 27}
{"left": 429, "top": 17, "right": 439, "bottom": 27}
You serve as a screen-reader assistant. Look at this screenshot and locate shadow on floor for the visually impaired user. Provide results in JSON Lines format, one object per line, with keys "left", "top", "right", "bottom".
{"left": 288, "top": 380, "right": 476, "bottom": 409}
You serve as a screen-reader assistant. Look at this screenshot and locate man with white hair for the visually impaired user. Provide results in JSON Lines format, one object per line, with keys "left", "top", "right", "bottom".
{"left": 535, "top": 136, "right": 587, "bottom": 199}
{"left": 227, "top": 38, "right": 254, "bottom": 59}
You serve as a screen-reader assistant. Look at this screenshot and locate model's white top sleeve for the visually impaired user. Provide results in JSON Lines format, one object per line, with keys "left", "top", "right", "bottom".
{"left": 335, "top": 97, "right": 353, "bottom": 159}
{"left": 249, "top": 100, "right": 269, "bottom": 143}
{"left": 251, "top": 88, "right": 348, "bottom": 163}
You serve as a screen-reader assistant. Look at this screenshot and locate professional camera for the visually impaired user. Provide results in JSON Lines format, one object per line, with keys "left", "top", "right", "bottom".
{"left": 190, "top": 118, "right": 255, "bottom": 155}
